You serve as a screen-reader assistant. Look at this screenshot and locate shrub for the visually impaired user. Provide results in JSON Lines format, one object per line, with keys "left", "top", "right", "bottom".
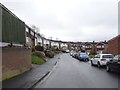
{"left": 33, "top": 51, "right": 46, "bottom": 61}
{"left": 32, "top": 47, "right": 35, "bottom": 52}
{"left": 35, "top": 45, "right": 44, "bottom": 51}
{"left": 89, "top": 55, "right": 95, "bottom": 58}
{"left": 45, "top": 50, "right": 54, "bottom": 58}
{"left": 54, "top": 50, "right": 60, "bottom": 54}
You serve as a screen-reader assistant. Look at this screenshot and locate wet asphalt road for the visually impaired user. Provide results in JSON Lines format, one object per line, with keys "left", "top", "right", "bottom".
{"left": 34, "top": 53, "right": 119, "bottom": 88}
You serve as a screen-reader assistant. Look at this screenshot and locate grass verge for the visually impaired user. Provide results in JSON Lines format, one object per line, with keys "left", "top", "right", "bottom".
{"left": 32, "top": 55, "right": 45, "bottom": 65}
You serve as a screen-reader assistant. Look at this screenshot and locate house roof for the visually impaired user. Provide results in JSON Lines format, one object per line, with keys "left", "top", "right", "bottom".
{"left": 108, "top": 34, "right": 120, "bottom": 42}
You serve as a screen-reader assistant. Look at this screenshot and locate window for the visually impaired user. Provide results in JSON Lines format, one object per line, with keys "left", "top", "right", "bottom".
{"left": 97, "top": 55, "right": 100, "bottom": 58}
{"left": 31, "top": 31, "right": 34, "bottom": 36}
{"left": 118, "top": 57, "right": 120, "bottom": 61}
{"left": 97, "top": 46, "right": 101, "bottom": 48}
{"left": 89, "top": 46, "right": 91, "bottom": 48}
{"left": 102, "top": 45, "right": 104, "bottom": 48}
{"left": 95, "top": 55, "right": 100, "bottom": 58}
{"left": 26, "top": 27, "right": 29, "bottom": 32}
{"left": 102, "top": 55, "right": 113, "bottom": 58}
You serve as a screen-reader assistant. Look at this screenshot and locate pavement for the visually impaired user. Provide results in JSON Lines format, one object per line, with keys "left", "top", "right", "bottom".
{"left": 34, "top": 53, "right": 119, "bottom": 88}
{"left": 2, "top": 53, "right": 61, "bottom": 89}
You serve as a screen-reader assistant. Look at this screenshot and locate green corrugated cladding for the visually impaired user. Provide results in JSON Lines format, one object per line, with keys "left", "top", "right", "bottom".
{"left": 1, "top": 7, "right": 26, "bottom": 44}
{"left": 0, "top": 6, "right": 2, "bottom": 41}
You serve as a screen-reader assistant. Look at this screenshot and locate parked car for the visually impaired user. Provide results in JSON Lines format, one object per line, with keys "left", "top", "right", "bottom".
{"left": 65, "top": 49, "right": 70, "bottom": 53}
{"left": 72, "top": 51, "right": 77, "bottom": 58}
{"left": 106, "top": 55, "right": 120, "bottom": 73}
{"left": 78, "top": 53, "right": 89, "bottom": 61}
{"left": 74, "top": 52, "right": 79, "bottom": 59}
{"left": 91, "top": 54, "right": 113, "bottom": 68}
{"left": 70, "top": 50, "right": 74, "bottom": 56}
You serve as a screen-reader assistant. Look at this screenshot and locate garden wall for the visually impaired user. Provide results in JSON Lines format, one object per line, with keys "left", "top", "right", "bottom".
{"left": 2, "top": 47, "right": 31, "bottom": 81}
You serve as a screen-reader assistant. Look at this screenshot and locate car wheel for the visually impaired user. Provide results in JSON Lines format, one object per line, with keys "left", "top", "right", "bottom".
{"left": 84, "top": 59, "right": 86, "bottom": 62}
{"left": 91, "top": 61, "right": 94, "bottom": 66}
{"left": 87, "top": 59, "right": 89, "bottom": 61}
{"left": 98, "top": 62, "right": 101, "bottom": 68}
{"left": 106, "top": 65, "right": 111, "bottom": 72}
{"left": 87, "top": 59, "right": 89, "bottom": 62}
{"left": 85, "top": 59, "right": 87, "bottom": 62}
{"left": 79, "top": 58, "right": 81, "bottom": 61}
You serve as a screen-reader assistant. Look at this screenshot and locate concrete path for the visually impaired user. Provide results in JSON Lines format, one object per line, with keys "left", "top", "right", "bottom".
{"left": 2, "top": 54, "right": 61, "bottom": 88}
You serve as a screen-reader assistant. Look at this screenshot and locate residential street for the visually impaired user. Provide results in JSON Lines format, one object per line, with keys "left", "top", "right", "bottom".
{"left": 34, "top": 53, "right": 119, "bottom": 88}
{"left": 1, "top": 1, "right": 120, "bottom": 89}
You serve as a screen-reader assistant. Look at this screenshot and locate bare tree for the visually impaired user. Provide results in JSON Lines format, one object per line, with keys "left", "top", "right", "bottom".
{"left": 31, "top": 25, "right": 40, "bottom": 33}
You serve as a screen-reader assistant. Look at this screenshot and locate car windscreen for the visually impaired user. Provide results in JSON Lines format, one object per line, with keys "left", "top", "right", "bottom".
{"left": 102, "top": 55, "right": 113, "bottom": 58}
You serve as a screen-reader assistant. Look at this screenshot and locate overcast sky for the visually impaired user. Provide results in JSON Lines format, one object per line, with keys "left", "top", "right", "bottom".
{"left": 1, "top": 0, "right": 119, "bottom": 42}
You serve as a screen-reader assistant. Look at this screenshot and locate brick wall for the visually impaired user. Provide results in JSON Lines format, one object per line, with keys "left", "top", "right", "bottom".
{"left": 2, "top": 47, "right": 32, "bottom": 81}
{"left": 107, "top": 35, "right": 120, "bottom": 56}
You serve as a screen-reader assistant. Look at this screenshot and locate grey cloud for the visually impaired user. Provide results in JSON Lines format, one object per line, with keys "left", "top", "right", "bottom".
{"left": 1, "top": 0, "right": 119, "bottom": 41}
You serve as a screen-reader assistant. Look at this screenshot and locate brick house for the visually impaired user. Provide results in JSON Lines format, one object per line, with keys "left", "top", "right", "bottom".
{"left": 85, "top": 42, "right": 93, "bottom": 54}
{"left": 95, "top": 42, "right": 106, "bottom": 54}
{"left": 106, "top": 35, "right": 120, "bottom": 56}
{"left": 89, "top": 41, "right": 107, "bottom": 55}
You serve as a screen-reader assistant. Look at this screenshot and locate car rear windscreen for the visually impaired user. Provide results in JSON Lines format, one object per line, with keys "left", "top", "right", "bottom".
{"left": 102, "top": 55, "right": 113, "bottom": 58}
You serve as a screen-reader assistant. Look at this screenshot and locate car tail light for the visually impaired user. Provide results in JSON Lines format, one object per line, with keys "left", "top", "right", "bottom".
{"left": 101, "top": 58, "right": 106, "bottom": 61}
